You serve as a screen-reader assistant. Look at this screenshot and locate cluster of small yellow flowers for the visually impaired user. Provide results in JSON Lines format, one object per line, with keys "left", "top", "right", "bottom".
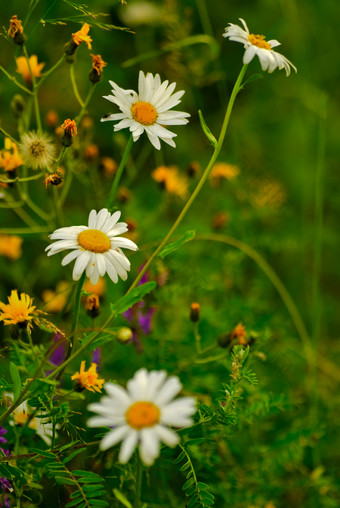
{"left": 0, "top": 234, "right": 23, "bottom": 260}
{"left": 16, "top": 55, "right": 45, "bottom": 84}
{"left": 42, "top": 281, "right": 71, "bottom": 313}
{"left": 89, "top": 54, "right": 107, "bottom": 83}
{"left": 0, "top": 138, "right": 23, "bottom": 173}
{"left": 209, "top": 163, "right": 240, "bottom": 187}
{"left": 152, "top": 165, "right": 188, "bottom": 199}
{"left": 8, "top": 15, "right": 26, "bottom": 45}
{"left": 0, "top": 290, "right": 36, "bottom": 327}
{"left": 71, "top": 361, "right": 104, "bottom": 393}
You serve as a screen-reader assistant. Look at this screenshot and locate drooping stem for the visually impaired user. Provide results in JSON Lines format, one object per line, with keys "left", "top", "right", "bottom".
{"left": 106, "top": 135, "right": 134, "bottom": 210}
{"left": 127, "top": 64, "right": 248, "bottom": 293}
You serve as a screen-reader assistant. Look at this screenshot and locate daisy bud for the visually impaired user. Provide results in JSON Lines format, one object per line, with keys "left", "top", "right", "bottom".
{"left": 10, "top": 94, "right": 26, "bottom": 118}
{"left": 8, "top": 15, "right": 26, "bottom": 46}
{"left": 117, "top": 326, "right": 133, "bottom": 344}
{"left": 89, "top": 54, "right": 107, "bottom": 84}
{"left": 60, "top": 119, "right": 77, "bottom": 147}
{"left": 85, "top": 294, "right": 100, "bottom": 318}
{"left": 190, "top": 302, "right": 200, "bottom": 323}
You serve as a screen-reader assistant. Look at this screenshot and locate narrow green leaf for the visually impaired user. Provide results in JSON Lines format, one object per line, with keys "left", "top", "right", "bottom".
{"left": 55, "top": 476, "right": 77, "bottom": 485}
{"left": 183, "top": 478, "right": 195, "bottom": 490}
{"left": 173, "top": 451, "right": 185, "bottom": 464}
{"left": 70, "top": 490, "right": 84, "bottom": 499}
{"left": 113, "top": 488, "right": 132, "bottom": 508}
{"left": 185, "top": 485, "right": 196, "bottom": 497}
{"left": 198, "top": 110, "right": 217, "bottom": 147}
{"left": 78, "top": 478, "right": 105, "bottom": 484}
{"left": 197, "top": 482, "right": 210, "bottom": 490}
{"left": 88, "top": 500, "right": 109, "bottom": 507}
{"left": 110, "top": 282, "right": 157, "bottom": 316}
{"left": 59, "top": 440, "right": 80, "bottom": 452}
{"left": 187, "top": 495, "right": 200, "bottom": 508}
{"left": 187, "top": 438, "right": 204, "bottom": 446}
{"left": 62, "top": 448, "right": 86, "bottom": 464}
{"left": 159, "top": 230, "right": 196, "bottom": 259}
{"left": 10, "top": 362, "right": 21, "bottom": 400}
{"left": 72, "top": 470, "right": 102, "bottom": 478}
{"left": 65, "top": 499, "right": 83, "bottom": 508}
{"left": 180, "top": 462, "right": 191, "bottom": 472}
{"left": 29, "top": 448, "right": 55, "bottom": 458}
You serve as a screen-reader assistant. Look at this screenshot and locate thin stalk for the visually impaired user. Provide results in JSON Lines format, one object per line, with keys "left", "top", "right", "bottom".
{"left": 193, "top": 322, "right": 201, "bottom": 354}
{"left": 66, "top": 273, "right": 86, "bottom": 359}
{"left": 133, "top": 456, "right": 143, "bottom": 508}
{"left": 76, "top": 84, "right": 97, "bottom": 125}
{"left": 70, "top": 64, "right": 84, "bottom": 107}
{"left": 0, "top": 171, "right": 45, "bottom": 183}
{"left": 127, "top": 64, "right": 248, "bottom": 293}
{"left": 106, "top": 135, "right": 133, "bottom": 209}
{"left": 23, "top": 46, "right": 42, "bottom": 132}
{"left": 0, "top": 65, "right": 33, "bottom": 95}
{"left": 37, "top": 54, "right": 67, "bottom": 87}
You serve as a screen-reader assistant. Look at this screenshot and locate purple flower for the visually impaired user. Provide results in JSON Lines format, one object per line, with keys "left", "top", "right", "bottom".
{"left": 0, "top": 427, "right": 7, "bottom": 446}
{"left": 92, "top": 348, "right": 101, "bottom": 366}
{"left": 49, "top": 333, "right": 66, "bottom": 366}
{"left": 0, "top": 478, "right": 12, "bottom": 494}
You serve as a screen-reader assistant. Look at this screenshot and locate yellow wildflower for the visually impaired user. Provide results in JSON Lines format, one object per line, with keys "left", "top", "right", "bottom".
{"left": 72, "top": 23, "right": 92, "bottom": 49}
{"left": 209, "top": 163, "right": 240, "bottom": 187}
{"left": 16, "top": 55, "right": 45, "bottom": 84}
{"left": 0, "top": 290, "right": 36, "bottom": 326}
{"left": 0, "top": 234, "right": 23, "bottom": 260}
{"left": 42, "top": 281, "right": 71, "bottom": 313}
{"left": 71, "top": 361, "right": 104, "bottom": 393}
{"left": 8, "top": 15, "right": 23, "bottom": 38}
{"left": 0, "top": 138, "right": 23, "bottom": 172}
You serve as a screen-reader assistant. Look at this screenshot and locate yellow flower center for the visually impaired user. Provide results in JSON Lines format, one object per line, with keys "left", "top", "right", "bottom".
{"left": 126, "top": 401, "right": 160, "bottom": 429}
{"left": 248, "top": 34, "right": 271, "bottom": 50}
{"left": 14, "top": 410, "right": 28, "bottom": 425}
{"left": 131, "top": 101, "right": 157, "bottom": 126}
{"left": 78, "top": 229, "right": 111, "bottom": 253}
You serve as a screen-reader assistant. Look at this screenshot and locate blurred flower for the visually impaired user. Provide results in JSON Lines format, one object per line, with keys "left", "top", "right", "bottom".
{"left": 87, "top": 368, "right": 196, "bottom": 465}
{"left": 0, "top": 426, "right": 7, "bottom": 446}
{"left": 8, "top": 14, "right": 25, "bottom": 45}
{"left": 231, "top": 322, "right": 247, "bottom": 345}
{"left": 9, "top": 398, "right": 56, "bottom": 445}
{"left": 84, "top": 144, "right": 99, "bottom": 161}
{"left": 72, "top": 23, "right": 92, "bottom": 49}
{"left": 71, "top": 361, "right": 104, "bottom": 393}
{"left": 46, "top": 208, "right": 138, "bottom": 285}
{"left": 85, "top": 294, "right": 100, "bottom": 318}
{"left": 0, "top": 234, "right": 23, "bottom": 260}
{"left": 0, "top": 138, "right": 23, "bottom": 173}
{"left": 0, "top": 290, "right": 36, "bottom": 326}
{"left": 15, "top": 55, "right": 45, "bottom": 84}
{"left": 190, "top": 302, "right": 200, "bottom": 323}
{"left": 100, "top": 156, "right": 117, "bottom": 177}
{"left": 19, "top": 131, "right": 56, "bottom": 170}
{"left": 251, "top": 178, "right": 286, "bottom": 209}
{"left": 186, "top": 161, "right": 201, "bottom": 178}
{"left": 152, "top": 165, "right": 188, "bottom": 199}
{"left": 119, "top": 1, "right": 163, "bottom": 26}
{"left": 92, "top": 348, "right": 101, "bottom": 365}
{"left": 212, "top": 211, "right": 229, "bottom": 230}
{"left": 209, "top": 163, "right": 239, "bottom": 186}
{"left": 223, "top": 18, "right": 297, "bottom": 76}
{"left": 49, "top": 333, "right": 66, "bottom": 367}
{"left": 45, "top": 110, "right": 59, "bottom": 127}
{"left": 42, "top": 281, "right": 71, "bottom": 313}
{"left": 44, "top": 170, "right": 63, "bottom": 188}
{"left": 101, "top": 70, "right": 190, "bottom": 150}
{"left": 117, "top": 187, "right": 132, "bottom": 203}
{"left": 83, "top": 277, "right": 106, "bottom": 298}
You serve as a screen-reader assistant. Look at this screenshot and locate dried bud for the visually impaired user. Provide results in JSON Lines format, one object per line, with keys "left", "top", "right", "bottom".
{"left": 10, "top": 94, "right": 26, "bottom": 118}
{"left": 44, "top": 171, "right": 63, "bottom": 188}
{"left": 89, "top": 54, "right": 107, "bottom": 84}
{"left": 85, "top": 294, "right": 100, "bottom": 318}
{"left": 190, "top": 302, "right": 200, "bottom": 323}
{"left": 117, "top": 327, "right": 133, "bottom": 344}
{"left": 8, "top": 15, "right": 26, "bottom": 46}
{"left": 61, "top": 119, "right": 77, "bottom": 147}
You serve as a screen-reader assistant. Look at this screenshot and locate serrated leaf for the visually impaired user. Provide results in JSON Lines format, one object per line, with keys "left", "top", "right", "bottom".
{"left": 198, "top": 110, "right": 217, "bottom": 147}
{"left": 159, "top": 230, "right": 196, "bottom": 259}
{"left": 183, "top": 478, "right": 195, "bottom": 490}
{"left": 10, "top": 362, "right": 21, "bottom": 400}
{"left": 113, "top": 488, "right": 132, "bottom": 508}
{"left": 110, "top": 282, "right": 156, "bottom": 316}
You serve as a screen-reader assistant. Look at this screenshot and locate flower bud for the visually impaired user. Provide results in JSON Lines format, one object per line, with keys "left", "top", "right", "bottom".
{"left": 10, "top": 94, "right": 26, "bottom": 118}
{"left": 190, "top": 302, "right": 200, "bottom": 323}
{"left": 117, "top": 327, "right": 133, "bottom": 344}
{"left": 60, "top": 119, "right": 77, "bottom": 147}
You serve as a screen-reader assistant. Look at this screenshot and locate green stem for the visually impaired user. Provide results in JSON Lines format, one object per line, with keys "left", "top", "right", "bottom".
{"left": 0, "top": 126, "right": 19, "bottom": 145}
{"left": 37, "top": 54, "right": 67, "bottom": 87}
{"left": 65, "top": 273, "right": 86, "bottom": 360}
{"left": 23, "top": 46, "right": 42, "bottom": 132}
{"left": 133, "top": 456, "right": 143, "bottom": 508}
{"left": 106, "top": 135, "right": 134, "bottom": 210}
{"left": 76, "top": 84, "right": 97, "bottom": 125}
{"left": 70, "top": 64, "right": 84, "bottom": 107}
{"left": 127, "top": 64, "right": 248, "bottom": 293}
{"left": 195, "top": 233, "right": 314, "bottom": 366}
{"left": 0, "top": 65, "right": 33, "bottom": 95}
{"left": 193, "top": 322, "right": 201, "bottom": 354}
{"left": 0, "top": 171, "right": 45, "bottom": 183}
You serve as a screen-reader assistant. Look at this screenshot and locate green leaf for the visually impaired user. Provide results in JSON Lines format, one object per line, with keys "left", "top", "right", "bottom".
{"left": 240, "top": 73, "right": 263, "bottom": 89}
{"left": 72, "top": 470, "right": 102, "bottom": 478}
{"left": 29, "top": 448, "right": 55, "bottom": 458}
{"left": 110, "top": 282, "right": 157, "bottom": 316}
{"left": 10, "top": 362, "right": 21, "bottom": 400}
{"left": 62, "top": 448, "right": 86, "bottom": 464}
{"left": 198, "top": 110, "right": 217, "bottom": 147}
{"left": 55, "top": 476, "right": 77, "bottom": 485}
{"left": 113, "top": 488, "right": 132, "bottom": 508}
{"left": 197, "top": 482, "right": 210, "bottom": 490}
{"left": 78, "top": 478, "right": 105, "bottom": 484}
{"left": 65, "top": 499, "right": 83, "bottom": 508}
{"left": 88, "top": 501, "right": 109, "bottom": 507}
{"left": 159, "top": 230, "right": 196, "bottom": 259}
{"left": 173, "top": 451, "right": 185, "bottom": 464}
{"left": 183, "top": 478, "right": 195, "bottom": 490}
{"left": 187, "top": 495, "right": 200, "bottom": 508}
{"left": 180, "top": 462, "right": 191, "bottom": 472}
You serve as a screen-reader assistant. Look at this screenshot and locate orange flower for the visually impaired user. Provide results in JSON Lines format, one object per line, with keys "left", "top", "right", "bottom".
{"left": 83, "top": 277, "right": 106, "bottom": 298}
{"left": 8, "top": 15, "right": 23, "bottom": 38}
{"left": 42, "top": 281, "right": 71, "bottom": 313}
{"left": 231, "top": 322, "right": 247, "bottom": 345}
{"left": 0, "top": 138, "right": 23, "bottom": 172}
{"left": 0, "top": 290, "right": 36, "bottom": 326}
{"left": 16, "top": 55, "right": 45, "bottom": 84}
{"left": 72, "top": 23, "right": 92, "bottom": 49}
{"left": 71, "top": 361, "right": 104, "bottom": 393}
{"left": 209, "top": 163, "right": 240, "bottom": 187}
{"left": 152, "top": 165, "right": 188, "bottom": 199}
{"left": 61, "top": 119, "right": 77, "bottom": 137}
{"left": 90, "top": 54, "right": 107, "bottom": 75}
{"left": 0, "top": 235, "right": 23, "bottom": 260}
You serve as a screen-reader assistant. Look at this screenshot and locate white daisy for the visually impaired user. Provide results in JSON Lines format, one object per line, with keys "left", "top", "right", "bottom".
{"left": 19, "top": 131, "right": 56, "bottom": 170}
{"left": 223, "top": 18, "right": 297, "bottom": 76}
{"left": 87, "top": 368, "right": 196, "bottom": 466}
{"left": 101, "top": 70, "right": 190, "bottom": 150}
{"left": 7, "top": 397, "right": 56, "bottom": 446}
{"left": 45, "top": 208, "right": 138, "bottom": 285}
